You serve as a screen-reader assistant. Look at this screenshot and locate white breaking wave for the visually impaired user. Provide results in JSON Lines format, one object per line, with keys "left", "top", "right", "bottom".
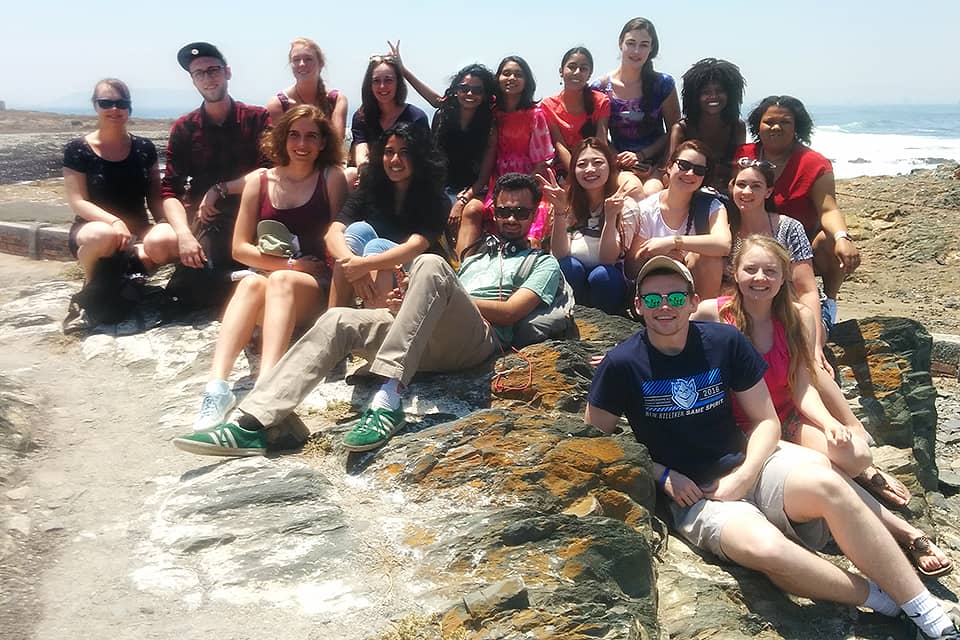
{"left": 811, "top": 128, "right": 960, "bottom": 179}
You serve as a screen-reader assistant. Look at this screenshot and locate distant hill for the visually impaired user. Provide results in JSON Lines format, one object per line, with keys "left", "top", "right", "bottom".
{"left": 8, "top": 88, "right": 200, "bottom": 119}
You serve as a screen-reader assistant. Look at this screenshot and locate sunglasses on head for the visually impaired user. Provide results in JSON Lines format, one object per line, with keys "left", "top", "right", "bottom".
{"left": 456, "top": 83, "right": 484, "bottom": 95}
{"left": 493, "top": 206, "right": 535, "bottom": 220}
{"left": 95, "top": 98, "right": 131, "bottom": 110}
{"left": 736, "top": 157, "right": 777, "bottom": 171}
{"left": 639, "top": 291, "right": 689, "bottom": 309}
{"left": 369, "top": 54, "right": 397, "bottom": 64}
{"left": 674, "top": 158, "right": 708, "bottom": 177}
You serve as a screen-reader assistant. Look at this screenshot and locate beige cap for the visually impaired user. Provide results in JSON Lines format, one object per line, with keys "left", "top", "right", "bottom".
{"left": 636, "top": 255, "right": 695, "bottom": 291}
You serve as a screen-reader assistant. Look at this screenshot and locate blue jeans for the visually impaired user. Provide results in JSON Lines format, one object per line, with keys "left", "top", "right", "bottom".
{"left": 560, "top": 256, "right": 628, "bottom": 315}
{"left": 343, "top": 221, "right": 399, "bottom": 257}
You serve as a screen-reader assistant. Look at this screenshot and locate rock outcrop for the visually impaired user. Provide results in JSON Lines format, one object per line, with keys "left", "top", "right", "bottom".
{"left": 1, "top": 280, "right": 958, "bottom": 638}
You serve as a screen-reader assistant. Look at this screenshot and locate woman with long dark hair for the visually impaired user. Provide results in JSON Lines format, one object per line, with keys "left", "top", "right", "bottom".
{"left": 668, "top": 58, "right": 746, "bottom": 192}
{"left": 265, "top": 37, "right": 348, "bottom": 143}
{"left": 692, "top": 235, "right": 949, "bottom": 577}
{"left": 347, "top": 55, "right": 429, "bottom": 185}
{"left": 543, "top": 138, "right": 637, "bottom": 313}
{"left": 593, "top": 17, "right": 680, "bottom": 193}
{"left": 194, "top": 104, "right": 347, "bottom": 431}
{"left": 326, "top": 121, "right": 447, "bottom": 308}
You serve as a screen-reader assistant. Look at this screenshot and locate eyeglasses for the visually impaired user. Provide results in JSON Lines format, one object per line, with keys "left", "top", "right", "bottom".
{"left": 674, "top": 159, "right": 708, "bottom": 176}
{"left": 736, "top": 157, "right": 777, "bottom": 170}
{"left": 493, "top": 206, "right": 535, "bottom": 220}
{"left": 190, "top": 65, "right": 225, "bottom": 80}
{"left": 456, "top": 84, "right": 484, "bottom": 95}
{"left": 369, "top": 54, "right": 398, "bottom": 64}
{"left": 639, "top": 291, "right": 689, "bottom": 309}
{"left": 95, "top": 98, "right": 131, "bottom": 110}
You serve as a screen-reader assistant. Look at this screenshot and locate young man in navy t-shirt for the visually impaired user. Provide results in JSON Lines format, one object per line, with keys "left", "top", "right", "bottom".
{"left": 586, "top": 256, "right": 958, "bottom": 639}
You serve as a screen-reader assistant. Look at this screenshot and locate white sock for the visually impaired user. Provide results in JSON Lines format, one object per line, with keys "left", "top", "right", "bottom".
{"left": 863, "top": 581, "right": 899, "bottom": 617}
{"left": 371, "top": 379, "right": 402, "bottom": 411}
{"left": 901, "top": 590, "right": 955, "bottom": 638}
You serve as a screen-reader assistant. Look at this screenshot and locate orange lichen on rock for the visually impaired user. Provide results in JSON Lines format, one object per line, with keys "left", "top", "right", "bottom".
{"left": 866, "top": 355, "right": 905, "bottom": 393}
{"left": 596, "top": 488, "right": 650, "bottom": 530}
{"left": 403, "top": 525, "right": 438, "bottom": 547}
{"left": 541, "top": 464, "right": 599, "bottom": 500}
{"left": 551, "top": 438, "right": 625, "bottom": 465}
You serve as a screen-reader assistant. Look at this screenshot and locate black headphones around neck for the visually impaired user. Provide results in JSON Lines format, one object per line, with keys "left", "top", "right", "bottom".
{"left": 461, "top": 233, "right": 529, "bottom": 262}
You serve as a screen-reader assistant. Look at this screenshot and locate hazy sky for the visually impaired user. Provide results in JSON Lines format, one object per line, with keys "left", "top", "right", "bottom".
{"left": 2, "top": 0, "right": 957, "bottom": 115}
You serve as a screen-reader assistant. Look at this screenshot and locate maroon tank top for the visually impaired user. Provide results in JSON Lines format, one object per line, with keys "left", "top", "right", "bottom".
{"left": 258, "top": 169, "right": 331, "bottom": 259}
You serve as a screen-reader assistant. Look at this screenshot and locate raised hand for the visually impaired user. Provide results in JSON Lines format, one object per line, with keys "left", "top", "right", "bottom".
{"left": 536, "top": 168, "right": 565, "bottom": 209}
{"left": 386, "top": 40, "right": 403, "bottom": 68}
{"left": 603, "top": 182, "right": 628, "bottom": 219}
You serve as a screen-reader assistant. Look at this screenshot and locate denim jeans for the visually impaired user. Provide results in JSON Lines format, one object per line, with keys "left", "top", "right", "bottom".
{"left": 343, "top": 221, "right": 399, "bottom": 257}
{"left": 559, "top": 256, "right": 628, "bottom": 315}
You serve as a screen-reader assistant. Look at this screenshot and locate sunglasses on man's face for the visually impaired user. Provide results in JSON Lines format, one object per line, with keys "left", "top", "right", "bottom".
{"left": 639, "top": 291, "right": 689, "bottom": 309}
{"left": 493, "top": 206, "right": 535, "bottom": 220}
{"left": 456, "top": 84, "right": 484, "bottom": 95}
{"left": 95, "top": 98, "right": 131, "bottom": 110}
{"left": 674, "top": 158, "right": 708, "bottom": 176}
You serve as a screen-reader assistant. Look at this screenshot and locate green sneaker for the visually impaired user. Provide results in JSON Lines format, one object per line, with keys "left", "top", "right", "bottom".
{"left": 173, "top": 422, "right": 266, "bottom": 457}
{"left": 342, "top": 407, "right": 406, "bottom": 452}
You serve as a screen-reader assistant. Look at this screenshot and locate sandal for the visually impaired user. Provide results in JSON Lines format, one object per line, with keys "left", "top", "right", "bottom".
{"left": 856, "top": 467, "right": 911, "bottom": 507}
{"left": 903, "top": 535, "right": 953, "bottom": 578}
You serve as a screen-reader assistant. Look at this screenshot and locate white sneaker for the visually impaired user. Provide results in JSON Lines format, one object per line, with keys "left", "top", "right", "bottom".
{"left": 193, "top": 380, "right": 236, "bottom": 432}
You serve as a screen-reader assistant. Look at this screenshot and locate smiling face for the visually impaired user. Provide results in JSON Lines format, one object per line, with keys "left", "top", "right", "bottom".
{"left": 498, "top": 61, "right": 526, "bottom": 97}
{"left": 667, "top": 148, "right": 708, "bottom": 192}
{"left": 93, "top": 83, "right": 130, "bottom": 126}
{"left": 455, "top": 73, "right": 485, "bottom": 111}
{"left": 638, "top": 273, "right": 697, "bottom": 339}
{"left": 731, "top": 167, "right": 773, "bottom": 214}
{"left": 189, "top": 55, "right": 230, "bottom": 103}
{"left": 758, "top": 105, "right": 796, "bottom": 152}
{"left": 285, "top": 117, "right": 324, "bottom": 166}
{"left": 735, "top": 244, "right": 785, "bottom": 304}
{"left": 371, "top": 63, "right": 398, "bottom": 106}
{"left": 289, "top": 44, "right": 320, "bottom": 81}
{"left": 382, "top": 134, "right": 413, "bottom": 186}
{"left": 573, "top": 147, "right": 610, "bottom": 192}
{"left": 620, "top": 29, "right": 653, "bottom": 68}
{"left": 699, "top": 81, "right": 727, "bottom": 116}
{"left": 493, "top": 188, "right": 535, "bottom": 242}
{"left": 561, "top": 53, "right": 592, "bottom": 90}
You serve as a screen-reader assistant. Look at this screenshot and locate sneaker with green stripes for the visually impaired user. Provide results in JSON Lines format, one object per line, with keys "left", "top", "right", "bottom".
{"left": 173, "top": 422, "right": 266, "bottom": 457}
{"left": 342, "top": 407, "right": 406, "bottom": 452}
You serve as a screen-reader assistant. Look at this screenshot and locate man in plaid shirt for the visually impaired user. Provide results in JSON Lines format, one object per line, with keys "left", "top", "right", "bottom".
{"left": 154, "top": 42, "right": 269, "bottom": 272}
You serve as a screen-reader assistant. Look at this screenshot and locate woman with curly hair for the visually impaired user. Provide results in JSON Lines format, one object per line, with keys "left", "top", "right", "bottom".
{"left": 543, "top": 138, "right": 637, "bottom": 313}
{"left": 668, "top": 58, "right": 746, "bottom": 192}
{"left": 737, "top": 95, "right": 860, "bottom": 329}
{"left": 194, "top": 104, "right": 348, "bottom": 431}
{"left": 692, "top": 234, "right": 950, "bottom": 577}
{"left": 265, "top": 37, "right": 348, "bottom": 143}
{"left": 593, "top": 17, "right": 680, "bottom": 193}
{"left": 326, "top": 121, "right": 448, "bottom": 308}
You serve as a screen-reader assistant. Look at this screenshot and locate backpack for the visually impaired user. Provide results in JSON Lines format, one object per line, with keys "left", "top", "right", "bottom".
{"left": 63, "top": 250, "right": 149, "bottom": 332}
{"left": 511, "top": 250, "right": 578, "bottom": 348}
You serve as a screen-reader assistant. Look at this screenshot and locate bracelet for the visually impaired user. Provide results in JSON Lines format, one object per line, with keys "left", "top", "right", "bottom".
{"left": 833, "top": 230, "right": 853, "bottom": 243}
{"left": 110, "top": 219, "right": 123, "bottom": 226}
{"left": 658, "top": 467, "right": 670, "bottom": 488}
{"left": 673, "top": 235, "right": 683, "bottom": 250}
{"left": 214, "top": 182, "right": 228, "bottom": 199}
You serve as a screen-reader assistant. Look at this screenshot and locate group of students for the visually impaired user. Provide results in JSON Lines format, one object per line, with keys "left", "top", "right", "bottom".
{"left": 59, "top": 22, "right": 959, "bottom": 640}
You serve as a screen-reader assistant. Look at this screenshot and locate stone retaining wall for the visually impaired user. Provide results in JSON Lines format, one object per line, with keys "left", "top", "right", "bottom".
{"left": 0, "top": 222, "right": 70, "bottom": 260}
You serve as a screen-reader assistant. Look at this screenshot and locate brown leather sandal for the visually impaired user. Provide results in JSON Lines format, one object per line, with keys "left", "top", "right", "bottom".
{"left": 856, "top": 468, "right": 911, "bottom": 507}
{"left": 903, "top": 535, "right": 953, "bottom": 578}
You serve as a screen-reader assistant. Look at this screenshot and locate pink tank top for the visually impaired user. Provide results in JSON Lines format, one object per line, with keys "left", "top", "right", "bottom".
{"left": 718, "top": 296, "right": 797, "bottom": 432}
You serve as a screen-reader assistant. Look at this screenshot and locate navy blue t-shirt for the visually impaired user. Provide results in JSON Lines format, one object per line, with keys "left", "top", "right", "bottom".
{"left": 588, "top": 322, "right": 767, "bottom": 484}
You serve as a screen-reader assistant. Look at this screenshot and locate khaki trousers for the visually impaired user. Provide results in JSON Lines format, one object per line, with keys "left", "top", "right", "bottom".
{"left": 239, "top": 254, "right": 498, "bottom": 427}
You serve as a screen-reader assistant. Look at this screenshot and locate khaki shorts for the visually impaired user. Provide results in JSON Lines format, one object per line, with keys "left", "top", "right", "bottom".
{"left": 669, "top": 445, "right": 832, "bottom": 561}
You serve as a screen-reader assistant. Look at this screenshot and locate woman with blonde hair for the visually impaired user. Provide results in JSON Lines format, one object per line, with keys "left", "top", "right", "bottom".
{"left": 266, "top": 37, "right": 348, "bottom": 143}
{"left": 692, "top": 234, "right": 950, "bottom": 577}
{"left": 193, "top": 104, "right": 348, "bottom": 431}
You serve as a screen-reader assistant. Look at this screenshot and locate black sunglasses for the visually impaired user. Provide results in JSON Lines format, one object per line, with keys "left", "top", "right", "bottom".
{"left": 95, "top": 98, "right": 131, "bottom": 110}
{"left": 456, "top": 84, "right": 484, "bottom": 95}
{"left": 493, "top": 206, "right": 535, "bottom": 220}
{"left": 675, "top": 158, "right": 708, "bottom": 176}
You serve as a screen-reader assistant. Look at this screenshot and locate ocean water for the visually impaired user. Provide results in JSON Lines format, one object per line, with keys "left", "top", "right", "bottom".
{"left": 805, "top": 104, "right": 960, "bottom": 178}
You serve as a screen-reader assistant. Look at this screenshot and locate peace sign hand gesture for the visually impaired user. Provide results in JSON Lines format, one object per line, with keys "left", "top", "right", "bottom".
{"left": 536, "top": 168, "right": 565, "bottom": 209}
{"left": 603, "top": 182, "right": 628, "bottom": 219}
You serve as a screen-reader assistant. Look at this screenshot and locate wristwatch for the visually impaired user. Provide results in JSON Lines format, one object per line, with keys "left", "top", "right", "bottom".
{"left": 214, "top": 182, "right": 229, "bottom": 199}
{"left": 834, "top": 230, "right": 853, "bottom": 243}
